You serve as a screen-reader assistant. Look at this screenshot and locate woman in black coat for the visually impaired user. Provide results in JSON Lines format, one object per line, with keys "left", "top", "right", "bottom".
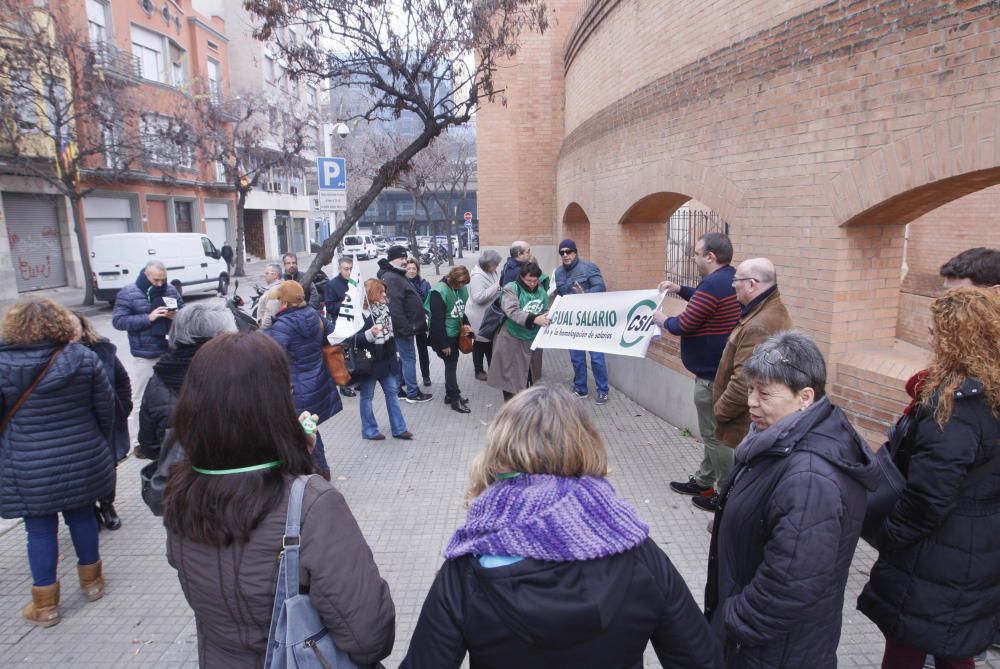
{"left": 859, "top": 287, "right": 1000, "bottom": 669}
{"left": 72, "top": 312, "right": 131, "bottom": 531}
{"left": 704, "top": 330, "right": 879, "bottom": 669}
{"left": 401, "top": 385, "right": 722, "bottom": 669}
{"left": 0, "top": 297, "right": 115, "bottom": 628}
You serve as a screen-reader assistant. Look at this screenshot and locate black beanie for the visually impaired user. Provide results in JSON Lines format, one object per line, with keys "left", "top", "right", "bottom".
{"left": 559, "top": 239, "right": 578, "bottom": 253}
{"left": 387, "top": 245, "right": 408, "bottom": 262}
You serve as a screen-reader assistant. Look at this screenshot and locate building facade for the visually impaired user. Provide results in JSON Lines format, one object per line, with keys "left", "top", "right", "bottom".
{"left": 478, "top": 0, "right": 1000, "bottom": 444}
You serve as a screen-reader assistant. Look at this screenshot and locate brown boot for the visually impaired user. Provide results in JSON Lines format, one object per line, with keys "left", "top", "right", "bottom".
{"left": 22, "top": 583, "right": 60, "bottom": 627}
{"left": 77, "top": 560, "right": 104, "bottom": 602}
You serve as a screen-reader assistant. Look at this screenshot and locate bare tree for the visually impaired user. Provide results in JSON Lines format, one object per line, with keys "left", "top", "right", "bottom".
{"left": 185, "top": 92, "right": 314, "bottom": 277}
{"left": 426, "top": 130, "right": 476, "bottom": 263}
{"left": 243, "top": 0, "right": 548, "bottom": 286}
{"left": 0, "top": 1, "right": 173, "bottom": 304}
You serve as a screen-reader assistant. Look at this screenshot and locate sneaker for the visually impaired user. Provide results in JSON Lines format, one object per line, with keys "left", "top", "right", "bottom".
{"left": 669, "top": 476, "right": 715, "bottom": 497}
{"left": 397, "top": 387, "right": 407, "bottom": 399}
{"left": 405, "top": 392, "right": 433, "bottom": 404}
{"left": 692, "top": 494, "right": 721, "bottom": 513}
{"left": 595, "top": 391, "right": 609, "bottom": 405}
{"left": 475, "top": 371, "right": 488, "bottom": 381}
{"left": 572, "top": 389, "right": 588, "bottom": 398}
{"left": 340, "top": 386, "right": 356, "bottom": 397}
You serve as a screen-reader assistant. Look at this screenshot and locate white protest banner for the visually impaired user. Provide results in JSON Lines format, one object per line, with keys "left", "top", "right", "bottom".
{"left": 328, "top": 255, "right": 364, "bottom": 343}
{"left": 531, "top": 289, "right": 665, "bottom": 358}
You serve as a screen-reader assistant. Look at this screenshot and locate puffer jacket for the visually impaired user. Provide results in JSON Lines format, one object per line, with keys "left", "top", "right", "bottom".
{"left": 167, "top": 475, "right": 395, "bottom": 668}
{"left": 112, "top": 282, "right": 183, "bottom": 359}
{"left": 704, "top": 397, "right": 880, "bottom": 669}
{"left": 87, "top": 339, "right": 132, "bottom": 461}
{"left": 0, "top": 342, "right": 115, "bottom": 518}
{"left": 858, "top": 378, "right": 1000, "bottom": 657}
{"left": 553, "top": 257, "right": 606, "bottom": 296}
{"left": 137, "top": 343, "right": 202, "bottom": 459}
{"left": 267, "top": 306, "right": 341, "bottom": 422}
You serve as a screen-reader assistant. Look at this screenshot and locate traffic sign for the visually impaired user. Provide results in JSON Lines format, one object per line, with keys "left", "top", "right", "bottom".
{"left": 464, "top": 219, "right": 473, "bottom": 228}
{"left": 316, "top": 156, "right": 347, "bottom": 211}
{"left": 464, "top": 211, "right": 473, "bottom": 221}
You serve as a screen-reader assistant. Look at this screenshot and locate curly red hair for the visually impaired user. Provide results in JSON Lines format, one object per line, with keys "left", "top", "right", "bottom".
{"left": 922, "top": 287, "right": 1000, "bottom": 426}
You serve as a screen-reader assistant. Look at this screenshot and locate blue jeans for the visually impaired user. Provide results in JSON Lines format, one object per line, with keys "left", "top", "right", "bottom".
{"left": 360, "top": 368, "right": 407, "bottom": 438}
{"left": 395, "top": 335, "right": 420, "bottom": 399}
{"left": 570, "top": 349, "right": 609, "bottom": 394}
{"left": 313, "top": 432, "right": 329, "bottom": 473}
{"left": 24, "top": 506, "right": 100, "bottom": 587}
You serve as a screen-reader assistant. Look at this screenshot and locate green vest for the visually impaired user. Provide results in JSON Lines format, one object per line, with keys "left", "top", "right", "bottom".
{"left": 505, "top": 281, "right": 548, "bottom": 341}
{"left": 424, "top": 282, "right": 468, "bottom": 337}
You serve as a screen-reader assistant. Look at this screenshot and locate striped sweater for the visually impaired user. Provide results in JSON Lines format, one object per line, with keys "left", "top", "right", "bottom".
{"left": 664, "top": 265, "right": 740, "bottom": 379}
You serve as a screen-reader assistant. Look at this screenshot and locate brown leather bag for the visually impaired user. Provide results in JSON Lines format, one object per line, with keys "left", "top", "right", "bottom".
{"left": 322, "top": 344, "right": 351, "bottom": 385}
{"left": 458, "top": 324, "right": 474, "bottom": 354}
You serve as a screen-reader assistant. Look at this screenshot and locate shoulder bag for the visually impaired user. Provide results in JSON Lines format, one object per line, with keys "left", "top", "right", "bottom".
{"left": 477, "top": 298, "right": 507, "bottom": 341}
{"left": 458, "top": 324, "right": 474, "bottom": 354}
{"left": 264, "top": 475, "right": 360, "bottom": 669}
{"left": 0, "top": 346, "right": 63, "bottom": 435}
{"left": 318, "top": 315, "right": 351, "bottom": 386}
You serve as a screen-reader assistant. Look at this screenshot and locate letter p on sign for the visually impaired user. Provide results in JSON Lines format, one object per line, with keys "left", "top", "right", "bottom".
{"left": 317, "top": 157, "right": 346, "bottom": 190}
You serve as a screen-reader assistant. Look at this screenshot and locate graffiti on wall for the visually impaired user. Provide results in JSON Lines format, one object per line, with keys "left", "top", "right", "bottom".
{"left": 9, "top": 226, "right": 59, "bottom": 281}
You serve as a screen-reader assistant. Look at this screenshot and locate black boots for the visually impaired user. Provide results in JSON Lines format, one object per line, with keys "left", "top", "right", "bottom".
{"left": 449, "top": 397, "right": 471, "bottom": 414}
{"left": 95, "top": 500, "right": 121, "bottom": 531}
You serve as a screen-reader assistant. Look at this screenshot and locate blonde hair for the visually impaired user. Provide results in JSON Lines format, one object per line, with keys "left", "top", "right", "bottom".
{"left": 923, "top": 286, "right": 1000, "bottom": 426}
{"left": 72, "top": 311, "right": 103, "bottom": 345}
{"left": 466, "top": 385, "right": 608, "bottom": 504}
{"left": 1, "top": 296, "right": 76, "bottom": 345}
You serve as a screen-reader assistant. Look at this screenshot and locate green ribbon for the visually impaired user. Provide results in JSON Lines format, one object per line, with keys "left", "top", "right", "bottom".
{"left": 192, "top": 460, "right": 282, "bottom": 475}
{"left": 494, "top": 472, "right": 522, "bottom": 480}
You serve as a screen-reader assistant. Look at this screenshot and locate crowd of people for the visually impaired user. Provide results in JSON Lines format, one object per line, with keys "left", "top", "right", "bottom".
{"left": 0, "top": 240, "right": 997, "bottom": 668}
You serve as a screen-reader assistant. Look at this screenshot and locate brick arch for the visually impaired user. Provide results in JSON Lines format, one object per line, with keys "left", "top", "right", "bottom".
{"left": 613, "top": 158, "right": 745, "bottom": 227}
{"left": 561, "top": 202, "right": 591, "bottom": 259}
{"left": 832, "top": 112, "right": 1000, "bottom": 228}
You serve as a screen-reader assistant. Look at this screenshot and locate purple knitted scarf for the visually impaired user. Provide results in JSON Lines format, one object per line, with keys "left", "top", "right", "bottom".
{"left": 444, "top": 474, "right": 649, "bottom": 562}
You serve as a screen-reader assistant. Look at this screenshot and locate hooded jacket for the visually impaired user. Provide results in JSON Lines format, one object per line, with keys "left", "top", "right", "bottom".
{"left": 267, "top": 305, "right": 342, "bottom": 422}
{"left": 377, "top": 259, "right": 426, "bottom": 337}
{"left": 704, "top": 397, "right": 879, "bottom": 669}
{"left": 858, "top": 378, "right": 1000, "bottom": 658}
{"left": 401, "top": 538, "right": 723, "bottom": 669}
{"left": 112, "top": 274, "right": 183, "bottom": 358}
{"left": 0, "top": 342, "right": 115, "bottom": 518}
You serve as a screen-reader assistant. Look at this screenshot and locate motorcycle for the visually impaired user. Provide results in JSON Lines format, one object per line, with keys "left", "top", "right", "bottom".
{"left": 226, "top": 280, "right": 262, "bottom": 332}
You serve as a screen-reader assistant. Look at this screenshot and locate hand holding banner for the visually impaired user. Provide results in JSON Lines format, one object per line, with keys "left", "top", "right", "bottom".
{"left": 530, "top": 289, "right": 666, "bottom": 358}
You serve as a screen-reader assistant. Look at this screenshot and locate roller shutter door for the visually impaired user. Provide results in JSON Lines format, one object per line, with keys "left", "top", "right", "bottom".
{"left": 204, "top": 202, "right": 229, "bottom": 247}
{"left": 5, "top": 192, "right": 68, "bottom": 292}
{"left": 84, "top": 197, "right": 131, "bottom": 249}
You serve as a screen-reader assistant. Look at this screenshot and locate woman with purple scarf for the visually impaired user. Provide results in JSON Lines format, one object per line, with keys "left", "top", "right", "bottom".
{"left": 401, "top": 385, "right": 722, "bottom": 668}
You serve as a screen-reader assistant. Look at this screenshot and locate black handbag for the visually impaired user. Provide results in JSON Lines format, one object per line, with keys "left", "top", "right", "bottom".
{"left": 341, "top": 338, "right": 374, "bottom": 377}
{"left": 477, "top": 298, "right": 507, "bottom": 341}
{"left": 140, "top": 429, "right": 185, "bottom": 517}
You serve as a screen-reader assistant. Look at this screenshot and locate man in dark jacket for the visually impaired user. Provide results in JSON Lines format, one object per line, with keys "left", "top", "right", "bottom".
{"left": 219, "top": 241, "right": 234, "bottom": 273}
{"left": 377, "top": 246, "right": 432, "bottom": 403}
{"left": 112, "top": 260, "right": 183, "bottom": 447}
{"left": 553, "top": 239, "right": 611, "bottom": 404}
{"left": 281, "top": 253, "right": 323, "bottom": 311}
{"left": 499, "top": 240, "right": 531, "bottom": 286}
{"left": 654, "top": 233, "right": 741, "bottom": 510}
{"left": 323, "top": 256, "right": 358, "bottom": 397}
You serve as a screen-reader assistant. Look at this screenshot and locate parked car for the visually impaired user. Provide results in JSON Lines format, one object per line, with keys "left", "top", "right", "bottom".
{"left": 342, "top": 234, "right": 378, "bottom": 260}
{"left": 373, "top": 235, "right": 389, "bottom": 256}
{"left": 91, "top": 233, "right": 229, "bottom": 305}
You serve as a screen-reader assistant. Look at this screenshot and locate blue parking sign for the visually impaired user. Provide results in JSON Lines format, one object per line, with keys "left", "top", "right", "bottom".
{"left": 317, "top": 157, "right": 346, "bottom": 190}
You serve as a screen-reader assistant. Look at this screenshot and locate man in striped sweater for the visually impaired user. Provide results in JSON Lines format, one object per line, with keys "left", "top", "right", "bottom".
{"left": 653, "top": 232, "right": 741, "bottom": 511}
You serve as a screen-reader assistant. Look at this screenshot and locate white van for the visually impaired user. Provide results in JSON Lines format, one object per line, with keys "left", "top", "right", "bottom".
{"left": 342, "top": 234, "right": 378, "bottom": 260}
{"left": 91, "top": 233, "right": 229, "bottom": 305}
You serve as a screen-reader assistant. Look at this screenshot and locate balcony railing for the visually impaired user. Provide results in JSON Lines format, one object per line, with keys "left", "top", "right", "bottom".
{"left": 209, "top": 95, "right": 243, "bottom": 122}
{"left": 89, "top": 41, "right": 141, "bottom": 85}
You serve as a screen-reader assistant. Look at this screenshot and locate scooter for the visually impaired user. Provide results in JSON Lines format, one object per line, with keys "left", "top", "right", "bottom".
{"left": 226, "top": 281, "right": 261, "bottom": 332}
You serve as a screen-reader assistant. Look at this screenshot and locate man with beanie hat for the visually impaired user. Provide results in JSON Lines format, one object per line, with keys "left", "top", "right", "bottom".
{"left": 377, "top": 246, "right": 433, "bottom": 403}
{"left": 553, "top": 239, "right": 610, "bottom": 404}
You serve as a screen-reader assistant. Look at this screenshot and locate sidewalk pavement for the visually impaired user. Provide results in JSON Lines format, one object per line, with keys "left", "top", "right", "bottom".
{"left": 0, "top": 277, "right": 996, "bottom": 667}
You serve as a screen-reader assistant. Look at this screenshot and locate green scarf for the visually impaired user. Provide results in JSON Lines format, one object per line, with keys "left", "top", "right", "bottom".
{"left": 505, "top": 281, "right": 548, "bottom": 341}
{"left": 425, "top": 282, "right": 469, "bottom": 337}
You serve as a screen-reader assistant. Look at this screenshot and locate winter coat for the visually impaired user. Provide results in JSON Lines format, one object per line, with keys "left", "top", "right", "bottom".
{"left": 137, "top": 343, "right": 201, "bottom": 459}
{"left": 466, "top": 264, "right": 501, "bottom": 343}
{"left": 87, "top": 339, "right": 132, "bottom": 461}
{"left": 499, "top": 257, "right": 524, "bottom": 287}
{"left": 166, "top": 475, "right": 395, "bottom": 668}
{"left": 488, "top": 282, "right": 545, "bottom": 395}
{"left": 377, "top": 260, "right": 426, "bottom": 337}
{"left": 324, "top": 274, "right": 351, "bottom": 323}
{"left": 112, "top": 282, "right": 184, "bottom": 358}
{"left": 267, "top": 306, "right": 342, "bottom": 423}
{"left": 282, "top": 270, "right": 323, "bottom": 311}
{"left": 858, "top": 379, "right": 1000, "bottom": 657}
{"left": 400, "top": 537, "right": 722, "bottom": 668}
{"left": 0, "top": 342, "right": 115, "bottom": 518}
{"left": 712, "top": 287, "right": 793, "bottom": 447}
{"left": 553, "top": 257, "right": 606, "bottom": 296}
{"left": 704, "top": 397, "right": 880, "bottom": 669}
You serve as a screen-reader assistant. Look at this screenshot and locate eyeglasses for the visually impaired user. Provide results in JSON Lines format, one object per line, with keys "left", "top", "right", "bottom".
{"left": 559, "top": 249, "right": 576, "bottom": 256}
{"left": 731, "top": 276, "right": 757, "bottom": 285}
{"left": 762, "top": 349, "right": 809, "bottom": 378}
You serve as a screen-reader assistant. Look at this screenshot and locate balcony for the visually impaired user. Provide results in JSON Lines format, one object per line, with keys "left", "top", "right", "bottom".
{"left": 209, "top": 95, "right": 243, "bottom": 122}
{"left": 89, "top": 41, "right": 141, "bottom": 85}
